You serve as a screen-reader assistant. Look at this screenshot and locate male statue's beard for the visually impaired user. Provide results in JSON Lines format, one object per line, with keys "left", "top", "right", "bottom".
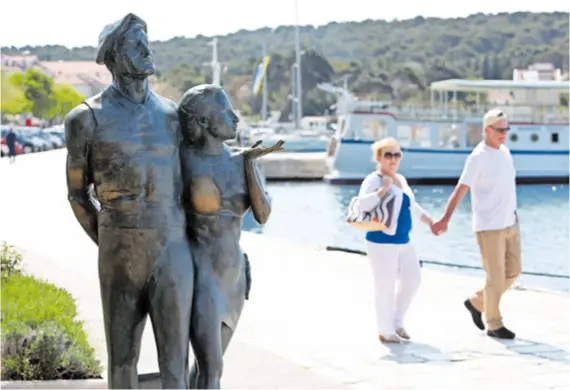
{"left": 121, "top": 57, "right": 156, "bottom": 80}
{"left": 127, "top": 67, "right": 155, "bottom": 80}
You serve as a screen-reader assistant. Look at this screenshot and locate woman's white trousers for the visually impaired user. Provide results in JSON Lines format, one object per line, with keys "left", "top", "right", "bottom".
{"left": 366, "top": 241, "right": 421, "bottom": 336}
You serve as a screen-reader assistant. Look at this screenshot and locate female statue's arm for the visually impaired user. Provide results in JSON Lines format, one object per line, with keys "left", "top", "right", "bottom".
{"left": 242, "top": 140, "right": 284, "bottom": 225}
{"left": 245, "top": 158, "right": 271, "bottom": 225}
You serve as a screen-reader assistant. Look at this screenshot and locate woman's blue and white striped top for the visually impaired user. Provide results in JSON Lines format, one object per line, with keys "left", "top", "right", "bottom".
{"left": 357, "top": 172, "right": 426, "bottom": 244}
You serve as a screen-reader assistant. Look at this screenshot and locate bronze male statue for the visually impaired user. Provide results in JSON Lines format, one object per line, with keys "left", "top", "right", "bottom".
{"left": 178, "top": 84, "right": 283, "bottom": 389}
{"left": 64, "top": 13, "right": 194, "bottom": 389}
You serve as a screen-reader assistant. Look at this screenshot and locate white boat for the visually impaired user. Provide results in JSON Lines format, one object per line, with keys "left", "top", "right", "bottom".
{"left": 324, "top": 77, "right": 570, "bottom": 185}
{"left": 239, "top": 117, "right": 332, "bottom": 153}
{"left": 254, "top": 131, "right": 330, "bottom": 153}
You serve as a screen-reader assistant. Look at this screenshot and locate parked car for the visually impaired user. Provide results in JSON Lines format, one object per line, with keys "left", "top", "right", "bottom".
{"left": 13, "top": 127, "right": 51, "bottom": 152}
{"left": 36, "top": 130, "right": 64, "bottom": 149}
{"left": 1, "top": 127, "right": 42, "bottom": 153}
{"left": 1, "top": 124, "right": 67, "bottom": 155}
{"left": 44, "top": 125, "right": 66, "bottom": 146}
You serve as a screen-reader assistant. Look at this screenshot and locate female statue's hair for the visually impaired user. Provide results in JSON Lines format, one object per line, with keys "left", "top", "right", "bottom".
{"left": 178, "top": 84, "right": 223, "bottom": 147}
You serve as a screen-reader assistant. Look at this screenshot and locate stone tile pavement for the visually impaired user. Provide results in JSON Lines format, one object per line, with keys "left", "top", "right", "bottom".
{"left": 1, "top": 150, "right": 568, "bottom": 389}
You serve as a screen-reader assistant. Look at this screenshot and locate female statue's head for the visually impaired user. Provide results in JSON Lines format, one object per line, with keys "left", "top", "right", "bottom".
{"left": 178, "top": 84, "right": 239, "bottom": 147}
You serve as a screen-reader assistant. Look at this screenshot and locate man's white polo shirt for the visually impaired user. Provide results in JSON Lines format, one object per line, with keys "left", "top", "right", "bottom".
{"left": 459, "top": 142, "right": 517, "bottom": 232}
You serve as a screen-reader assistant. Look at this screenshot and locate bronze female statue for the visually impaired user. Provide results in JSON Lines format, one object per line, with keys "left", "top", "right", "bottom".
{"left": 179, "top": 84, "right": 283, "bottom": 389}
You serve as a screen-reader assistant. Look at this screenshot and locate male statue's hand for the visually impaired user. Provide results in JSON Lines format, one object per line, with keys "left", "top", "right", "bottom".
{"left": 242, "top": 140, "right": 285, "bottom": 160}
{"left": 430, "top": 218, "right": 448, "bottom": 236}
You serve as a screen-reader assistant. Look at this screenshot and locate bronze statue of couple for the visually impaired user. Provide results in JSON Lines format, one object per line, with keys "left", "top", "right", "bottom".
{"left": 64, "top": 13, "right": 283, "bottom": 389}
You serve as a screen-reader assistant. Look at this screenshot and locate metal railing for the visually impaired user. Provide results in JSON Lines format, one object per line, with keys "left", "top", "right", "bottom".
{"left": 326, "top": 246, "right": 569, "bottom": 279}
{"left": 347, "top": 102, "right": 569, "bottom": 124}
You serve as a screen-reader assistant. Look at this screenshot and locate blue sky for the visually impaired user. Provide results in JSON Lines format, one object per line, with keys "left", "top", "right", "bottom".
{"left": 1, "top": 0, "right": 568, "bottom": 47}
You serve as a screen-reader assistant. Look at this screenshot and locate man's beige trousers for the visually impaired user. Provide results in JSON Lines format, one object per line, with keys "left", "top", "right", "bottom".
{"left": 470, "top": 224, "right": 522, "bottom": 330}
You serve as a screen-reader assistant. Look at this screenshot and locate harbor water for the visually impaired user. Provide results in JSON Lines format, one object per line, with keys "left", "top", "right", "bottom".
{"left": 243, "top": 182, "right": 569, "bottom": 292}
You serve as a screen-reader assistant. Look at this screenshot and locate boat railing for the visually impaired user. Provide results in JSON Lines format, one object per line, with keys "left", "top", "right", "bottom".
{"left": 348, "top": 103, "right": 569, "bottom": 124}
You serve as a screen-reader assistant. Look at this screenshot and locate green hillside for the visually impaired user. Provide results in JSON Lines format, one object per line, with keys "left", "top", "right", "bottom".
{"left": 3, "top": 12, "right": 568, "bottom": 117}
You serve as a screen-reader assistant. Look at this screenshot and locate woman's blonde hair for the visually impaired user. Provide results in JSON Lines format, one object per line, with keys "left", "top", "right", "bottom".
{"left": 371, "top": 137, "right": 400, "bottom": 160}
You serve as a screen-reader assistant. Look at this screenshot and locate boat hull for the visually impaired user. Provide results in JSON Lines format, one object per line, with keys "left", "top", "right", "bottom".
{"left": 325, "top": 140, "right": 569, "bottom": 185}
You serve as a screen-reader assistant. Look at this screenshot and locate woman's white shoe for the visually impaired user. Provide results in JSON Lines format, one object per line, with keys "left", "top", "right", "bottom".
{"left": 396, "top": 328, "right": 410, "bottom": 340}
{"left": 378, "top": 334, "right": 402, "bottom": 343}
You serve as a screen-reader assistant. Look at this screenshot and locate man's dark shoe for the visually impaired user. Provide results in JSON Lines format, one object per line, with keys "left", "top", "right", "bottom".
{"left": 487, "top": 326, "right": 516, "bottom": 339}
{"left": 464, "top": 299, "right": 485, "bottom": 330}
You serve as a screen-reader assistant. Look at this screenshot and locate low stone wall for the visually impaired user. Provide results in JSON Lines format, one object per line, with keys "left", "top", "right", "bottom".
{"left": 259, "top": 152, "right": 328, "bottom": 180}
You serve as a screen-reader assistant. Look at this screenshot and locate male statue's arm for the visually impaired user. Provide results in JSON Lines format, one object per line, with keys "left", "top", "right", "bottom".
{"left": 64, "top": 104, "right": 99, "bottom": 245}
{"left": 245, "top": 159, "right": 271, "bottom": 225}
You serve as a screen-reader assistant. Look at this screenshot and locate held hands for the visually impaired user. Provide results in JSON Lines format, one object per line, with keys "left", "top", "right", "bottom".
{"left": 242, "top": 140, "right": 285, "bottom": 160}
{"left": 430, "top": 217, "right": 449, "bottom": 236}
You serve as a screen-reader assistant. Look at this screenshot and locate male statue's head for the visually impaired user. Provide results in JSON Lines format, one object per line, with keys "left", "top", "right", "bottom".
{"left": 95, "top": 13, "right": 155, "bottom": 80}
{"left": 178, "top": 84, "right": 240, "bottom": 147}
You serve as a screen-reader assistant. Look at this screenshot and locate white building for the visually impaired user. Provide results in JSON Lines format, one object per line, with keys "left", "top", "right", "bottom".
{"left": 510, "top": 63, "right": 563, "bottom": 106}
{"left": 1, "top": 55, "right": 111, "bottom": 98}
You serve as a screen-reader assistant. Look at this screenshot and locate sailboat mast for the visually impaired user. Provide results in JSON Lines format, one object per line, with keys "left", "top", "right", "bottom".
{"left": 261, "top": 42, "right": 268, "bottom": 121}
{"left": 211, "top": 37, "right": 221, "bottom": 86}
{"left": 294, "top": 0, "right": 302, "bottom": 129}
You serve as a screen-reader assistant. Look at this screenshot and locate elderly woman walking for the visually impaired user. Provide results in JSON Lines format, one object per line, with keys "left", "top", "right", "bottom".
{"left": 356, "top": 137, "right": 434, "bottom": 343}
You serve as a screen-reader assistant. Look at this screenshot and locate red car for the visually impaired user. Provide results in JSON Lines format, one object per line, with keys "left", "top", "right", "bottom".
{"left": 1, "top": 136, "right": 23, "bottom": 157}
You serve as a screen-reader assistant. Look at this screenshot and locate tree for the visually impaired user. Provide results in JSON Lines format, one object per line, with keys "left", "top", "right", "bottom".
{"left": 53, "top": 84, "right": 85, "bottom": 119}
{"left": 6, "top": 69, "right": 84, "bottom": 119}
{"left": 9, "top": 69, "right": 57, "bottom": 118}
{"left": 1, "top": 71, "right": 32, "bottom": 115}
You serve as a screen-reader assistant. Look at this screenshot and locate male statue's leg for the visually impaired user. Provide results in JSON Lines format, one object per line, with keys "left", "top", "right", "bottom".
{"left": 98, "top": 230, "right": 150, "bottom": 389}
{"left": 99, "top": 279, "right": 147, "bottom": 389}
{"left": 147, "top": 240, "right": 194, "bottom": 389}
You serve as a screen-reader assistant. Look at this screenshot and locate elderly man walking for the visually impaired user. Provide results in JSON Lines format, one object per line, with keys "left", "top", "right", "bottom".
{"left": 431, "top": 109, "right": 521, "bottom": 339}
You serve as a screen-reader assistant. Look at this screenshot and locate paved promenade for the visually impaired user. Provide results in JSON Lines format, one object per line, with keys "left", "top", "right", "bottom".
{"left": 0, "top": 151, "right": 568, "bottom": 389}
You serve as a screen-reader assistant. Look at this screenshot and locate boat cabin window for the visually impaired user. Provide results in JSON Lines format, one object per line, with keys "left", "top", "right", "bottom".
{"left": 410, "top": 125, "right": 432, "bottom": 147}
{"left": 530, "top": 133, "right": 539, "bottom": 143}
{"left": 361, "top": 118, "right": 387, "bottom": 140}
{"left": 551, "top": 132, "right": 559, "bottom": 144}
{"left": 438, "top": 124, "right": 460, "bottom": 148}
{"left": 467, "top": 124, "right": 483, "bottom": 147}
{"left": 397, "top": 125, "right": 411, "bottom": 147}
{"left": 397, "top": 125, "right": 432, "bottom": 147}
{"left": 510, "top": 133, "right": 518, "bottom": 142}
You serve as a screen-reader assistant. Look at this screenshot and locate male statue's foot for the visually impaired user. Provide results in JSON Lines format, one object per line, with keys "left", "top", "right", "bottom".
{"left": 487, "top": 326, "right": 516, "bottom": 339}
{"left": 464, "top": 299, "right": 485, "bottom": 330}
{"left": 396, "top": 328, "right": 410, "bottom": 340}
{"left": 378, "top": 334, "right": 402, "bottom": 343}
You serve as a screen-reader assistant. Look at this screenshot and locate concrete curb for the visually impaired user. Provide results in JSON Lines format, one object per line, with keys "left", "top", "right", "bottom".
{"left": 0, "top": 373, "right": 161, "bottom": 389}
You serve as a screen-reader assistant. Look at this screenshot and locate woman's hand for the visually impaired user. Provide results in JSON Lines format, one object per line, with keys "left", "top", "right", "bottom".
{"left": 242, "top": 140, "right": 285, "bottom": 160}
{"left": 431, "top": 218, "right": 448, "bottom": 236}
{"left": 421, "top": 214, "right": 434, "bottom": 227}
{"left": 376, "top": 176, "right": 393, "bottom": 197}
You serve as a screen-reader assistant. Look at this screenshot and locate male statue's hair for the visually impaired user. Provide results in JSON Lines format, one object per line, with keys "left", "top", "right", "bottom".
{"left": 95, "top": 13, "right": 148, "bottom": 76}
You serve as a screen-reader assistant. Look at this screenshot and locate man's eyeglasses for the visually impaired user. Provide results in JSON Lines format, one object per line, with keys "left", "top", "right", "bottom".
{"left": 383, "top": 151, "right": 402, "bottom": 160}
{"left": 491, "top": 126, "right": 510, "bottom": 134}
